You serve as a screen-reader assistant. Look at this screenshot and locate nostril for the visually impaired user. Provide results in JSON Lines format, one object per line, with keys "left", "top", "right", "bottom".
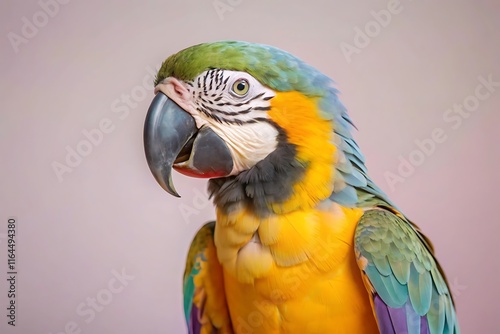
{"left": 156, "top": 78, "right": 191, "bottom": 104}
{"left": 174, "top": 85, "right": 185, "bottom": 97}
{"left": 166, "top": 78, "right": 190, "bottom": 101}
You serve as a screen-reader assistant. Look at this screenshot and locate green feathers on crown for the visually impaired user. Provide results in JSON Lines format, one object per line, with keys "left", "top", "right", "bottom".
{"left": 154, "top": 41, "right": 331, "bottom": 97}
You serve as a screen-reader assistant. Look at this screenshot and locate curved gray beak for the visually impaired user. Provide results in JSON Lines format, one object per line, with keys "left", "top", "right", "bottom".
{"left": 143, "top": 93, "right": 197, "bottom": 197}
{"left": 144, "top": 92, "right": 234, "bottom": 197}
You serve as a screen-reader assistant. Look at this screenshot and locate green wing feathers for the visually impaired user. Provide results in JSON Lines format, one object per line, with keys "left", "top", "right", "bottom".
{"left": 355, "top": 209, "right": 459, "bottom": 333}
{"left": 183, "top": 221, "right": 232, "bottom": 334}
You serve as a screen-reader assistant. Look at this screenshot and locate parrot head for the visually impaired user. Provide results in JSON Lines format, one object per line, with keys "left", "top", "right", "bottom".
{"left": 144, "top": 41, "right": 366, "bottom": 214}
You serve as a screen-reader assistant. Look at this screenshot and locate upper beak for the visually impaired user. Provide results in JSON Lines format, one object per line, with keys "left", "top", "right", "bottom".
{"left": 143, "top": 92, "right": 233, "bottom": 197}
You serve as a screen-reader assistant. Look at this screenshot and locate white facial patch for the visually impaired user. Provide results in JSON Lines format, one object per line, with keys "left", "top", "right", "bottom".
{"left": 189, "top": 70, "right": 280, "bottom": 174}
{"left": 208, "top": 119, "right": 279, "bottom": 175}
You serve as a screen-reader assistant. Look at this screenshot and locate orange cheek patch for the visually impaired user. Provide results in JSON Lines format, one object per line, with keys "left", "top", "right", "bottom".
{"left": 268, "top": 92, "right": 337, "bottom": 213}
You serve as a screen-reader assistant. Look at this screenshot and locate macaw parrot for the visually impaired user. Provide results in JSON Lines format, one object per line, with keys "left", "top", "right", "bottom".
{"left": 143, "top": 41, "right": 459, "bottom": 334}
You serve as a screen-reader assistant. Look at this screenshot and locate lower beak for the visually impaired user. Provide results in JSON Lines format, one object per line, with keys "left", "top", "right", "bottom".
{"left": 143, "top": 92, "right": 233, "bottom": 197}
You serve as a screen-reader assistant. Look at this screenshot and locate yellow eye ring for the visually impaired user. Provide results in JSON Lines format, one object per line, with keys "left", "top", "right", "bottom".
{"left": 231, "top": 79, "right": 250, "bottom": 96}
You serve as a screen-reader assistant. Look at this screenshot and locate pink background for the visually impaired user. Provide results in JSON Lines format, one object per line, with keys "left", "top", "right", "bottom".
{"left": 1, "top": 0, "right": 499, "bottom": 333}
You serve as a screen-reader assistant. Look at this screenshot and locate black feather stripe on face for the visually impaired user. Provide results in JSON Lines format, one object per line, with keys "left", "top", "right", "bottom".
{"left": 208, "top": 121, "right": 305, "bottom": 216}
{"left": 186, "top": 69, "right": 274, "bottom": 125}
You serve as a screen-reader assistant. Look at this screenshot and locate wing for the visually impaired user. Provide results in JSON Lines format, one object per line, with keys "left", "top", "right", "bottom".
{"left": 354, "top": 209, "right": 459, "bottom": 334}
{"left": 183, "top": 221, "right": 233, "bottom": 334}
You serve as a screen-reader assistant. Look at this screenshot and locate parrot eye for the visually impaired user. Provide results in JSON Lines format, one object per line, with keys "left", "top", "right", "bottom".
{"left": 231, "top": 79, "right": 250, "bottom": 97}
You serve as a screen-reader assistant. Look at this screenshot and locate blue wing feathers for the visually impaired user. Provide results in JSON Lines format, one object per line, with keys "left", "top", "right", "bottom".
{"left": 183, "top": 222, "right": 219, "bottom": 334}
{"left": 355, "top": 210, "right": 459, "bottom": 333}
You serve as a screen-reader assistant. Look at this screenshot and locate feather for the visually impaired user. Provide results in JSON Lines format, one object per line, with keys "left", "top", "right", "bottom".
{"left": 388, "top": 257, "right": 411, "bottom": 285}
{"left": 374, "top": 295, "right": 396, "bottom": 333}
{"left": 420, "top": 316, "right": 431, "bottom": 334}
{"left": 408, "top": 264, "right": 432, "bottom": 316}
{"left": 188, "top": 304, "right": 203, "bottom": 334}
{"left": 427, "top": 289, "right": 446, "bottom": 334}
{"left": 340, "top": 169, "right": 368, "bottom": 188}
{"left": 366, "top": 266, "right": 407, "bottom": 308}
{"left": 329, "top": 185, "right": 358, "bottom": 206}
{"left": 373, "top": 255, "right": 392, "bottom": 276}
{"left": 387, "top": 303, "right": 409, "bottom": 333}
{"left": 404, "top": 299, "right": 421, "bottom": 334}
{"left": 336, "top": 152, "right": 354, "bottom": 174}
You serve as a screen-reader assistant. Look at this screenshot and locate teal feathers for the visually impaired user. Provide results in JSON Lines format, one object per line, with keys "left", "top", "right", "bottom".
{"left": 355, "top": 210, "right": 458, "bottom": 333}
